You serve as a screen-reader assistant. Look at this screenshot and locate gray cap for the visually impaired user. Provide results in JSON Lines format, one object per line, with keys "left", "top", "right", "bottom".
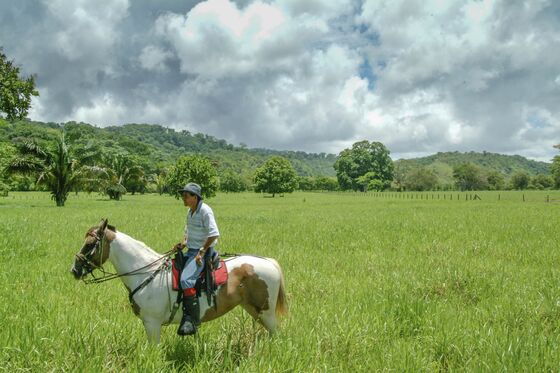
{"left": 178, "top": 182, "right": 203, "bottom": 199}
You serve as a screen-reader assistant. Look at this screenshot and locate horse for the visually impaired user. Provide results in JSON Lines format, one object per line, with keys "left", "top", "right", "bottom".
{"left": 71, "top": 219, "right": 287, "bottom": 344}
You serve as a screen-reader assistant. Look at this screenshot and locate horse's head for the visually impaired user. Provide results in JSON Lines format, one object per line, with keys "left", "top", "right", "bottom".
{"left": 71, "top": 218, "right": 114, "bottom": 279}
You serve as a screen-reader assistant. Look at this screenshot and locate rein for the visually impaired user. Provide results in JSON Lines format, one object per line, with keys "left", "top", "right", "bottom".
{"left": 77, "top": 229, "right": 176, "bottom": 285}
{"left": 80, "top": 253, "right": 173, "bottom": 285}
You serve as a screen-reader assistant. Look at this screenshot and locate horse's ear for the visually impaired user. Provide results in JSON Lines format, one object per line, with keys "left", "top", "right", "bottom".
{"left": 98, "top": 218, "right": 108, "bottom": 233}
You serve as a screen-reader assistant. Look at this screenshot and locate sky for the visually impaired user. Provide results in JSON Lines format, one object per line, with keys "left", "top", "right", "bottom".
{"left": 1, "top": 0, "right": 559, "bottom": 162}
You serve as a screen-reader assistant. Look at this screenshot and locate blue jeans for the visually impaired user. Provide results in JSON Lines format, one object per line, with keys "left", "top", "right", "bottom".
{"left": 180, "top": 247, "right": 215, "bottom": 289}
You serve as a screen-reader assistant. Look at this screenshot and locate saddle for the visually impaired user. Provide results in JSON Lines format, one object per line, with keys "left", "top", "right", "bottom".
{"left": 171, "top": 250, "right": 228, "bottom": 307}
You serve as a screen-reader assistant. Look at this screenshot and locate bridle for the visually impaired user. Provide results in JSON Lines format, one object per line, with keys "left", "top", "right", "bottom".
{"left": 75, "top": 230, "right": 109, "bottom": 281}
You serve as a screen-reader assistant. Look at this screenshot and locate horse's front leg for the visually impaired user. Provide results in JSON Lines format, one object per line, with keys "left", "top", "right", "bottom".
{"left": 142, "top": 318, "right": 162, "bottom": 344}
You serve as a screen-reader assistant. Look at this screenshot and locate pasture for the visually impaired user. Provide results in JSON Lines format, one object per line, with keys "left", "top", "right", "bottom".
{"left": 1, "top": 191, "right": 559, "bottom": 371}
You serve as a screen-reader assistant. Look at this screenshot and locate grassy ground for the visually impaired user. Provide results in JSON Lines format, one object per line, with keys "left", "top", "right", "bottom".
{"left": 1, "top": 191, "right": 559, "bottom": 371}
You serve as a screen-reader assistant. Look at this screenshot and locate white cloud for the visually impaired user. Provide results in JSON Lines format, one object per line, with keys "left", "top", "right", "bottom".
{"left": 44, "top": 0, "right": 129, "bottom": 62}
{"left": 355, "top": 0, "right": 560, "bottom": 159}
{"left": 139, "top": 45, "right": 173, "bottom": 72}
{"left": 155, "top": 0, "right": 327, "bottom": 77}
{"left": 68, "top": 94, "right": 126, "bottom": 126}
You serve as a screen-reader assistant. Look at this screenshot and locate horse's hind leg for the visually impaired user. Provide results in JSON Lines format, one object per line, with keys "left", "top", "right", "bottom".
{"left": 240, "top": 304, "right": 277, "bottom": 334}
{"left": 259, "top": 308, "right": 278, "bottom": 334}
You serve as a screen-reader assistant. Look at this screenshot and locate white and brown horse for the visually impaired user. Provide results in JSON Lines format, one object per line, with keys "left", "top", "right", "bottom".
{"left": 71, "top": 219, "right": 287, "bottom": 344}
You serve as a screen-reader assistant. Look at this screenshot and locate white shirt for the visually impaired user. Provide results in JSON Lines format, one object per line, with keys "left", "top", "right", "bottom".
{"left": 185, "top": 201, "right": 219, "bottom": 249}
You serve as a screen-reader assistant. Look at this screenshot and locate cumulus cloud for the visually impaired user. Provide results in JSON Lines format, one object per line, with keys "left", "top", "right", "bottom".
{"left": 1, "top": 0, "right": 558, "bottom": 161}
{"left": 356, "top": 0, "right": 560, "bottom": 160}
{"left": 44, "top": 0, "right": 129, "bottom": 62}
{"left": 139, "top": 45, "right": 173, "bottom": 72}
{"left": 155, "top": 0, "right": 328, "bottom": 77}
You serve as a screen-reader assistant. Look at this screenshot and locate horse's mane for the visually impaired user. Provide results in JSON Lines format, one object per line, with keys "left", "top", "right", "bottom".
{"left": 116, "top": 230, "right": 161, "bottom": 257}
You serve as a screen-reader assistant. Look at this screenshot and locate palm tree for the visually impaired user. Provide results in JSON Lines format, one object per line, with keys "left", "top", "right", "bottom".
{"left": 97, "top": 153, "right": 145, "bottom": 200}
{"left": 5, "top": 132, "right": 97, "bottom": 206}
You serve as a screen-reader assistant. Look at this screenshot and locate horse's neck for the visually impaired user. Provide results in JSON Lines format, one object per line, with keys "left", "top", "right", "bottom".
{"left": 109, "top": 232, "right": 163, "bottom": 290}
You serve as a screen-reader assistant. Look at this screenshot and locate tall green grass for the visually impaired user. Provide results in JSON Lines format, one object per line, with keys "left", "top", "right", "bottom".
{"left": 1, "top": 191, "right": 559, "bottom": 371}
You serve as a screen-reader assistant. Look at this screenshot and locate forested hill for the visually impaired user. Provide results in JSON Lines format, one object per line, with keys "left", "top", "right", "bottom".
{"left": 0, "top": 119, "right": 337, "bottom": 177}
{"left": 396, "top": 151, "right": 551, "bottom": 176}
{"left": 1, "top": 119, "right": 552, "bottom": 180}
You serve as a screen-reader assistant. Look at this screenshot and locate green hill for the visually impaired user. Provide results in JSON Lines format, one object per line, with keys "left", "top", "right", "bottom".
{"left": 1, "top": 120, "right": 552, "bottom": 186}
{"left": 0, "top": 119, "right": 337, "bottom": 178}
{"left": 396, "top": 151, "right": 551, "bottom": 176}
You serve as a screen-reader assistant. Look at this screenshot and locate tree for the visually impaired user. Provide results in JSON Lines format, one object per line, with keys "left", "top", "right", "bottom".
{"left": 297, "top": 176, "right": 315, "bottom": 191}
{"left": 110, "top": 154, "right": 145, "bottom": 195}
{"left": 391, "top": 161, "right": 411, "bottom": 191}
{"left": 0, "top": 141, "right": 15, "bottom": 195}
{"left": 510, "top": 171, "right": 530, "bottom": 190}
{"left": 4, "top": 132, "right": 97, "bottom": 206}
{"left": 356, "top": 172, "right": 383, "bottom": 192}
{"left": 94, "top": 153, "right": 145, "bottom": 200}
{"left": 154, "top": 170, "right": 169, "bottom": 195}
{"left": 334, "top": 140, "right": 393, "bottom": 191}
{"left": 219, "top": 169, "right": 247, "bottom": 192}
{"left": 452, "top": 163, "right": 488, "bottom": 191}
{"left": 0, "top": 48, "right": 39, "bottom": 121}
{"left": 428, "top": 161, "right": 455, "bottom": 190}
{"left": 486, "top": 170, "right": 505, "bottom": 190}
{"left": 530, "top": 174, "right": 553, "bottom": 190}
{"left": 315, "top": 176, "right": 338, "bottom": 191}
{"left": 403, "top": 167, "right": 438, "bottom": 191}
{"left": 167, "top": 155, "right": 218, "bottom": 198}
{"left": 254, "top": 156, "right": 298, "bottom": 197}
{"left": 552, "top": 144, "right": 560, "bottom": 189}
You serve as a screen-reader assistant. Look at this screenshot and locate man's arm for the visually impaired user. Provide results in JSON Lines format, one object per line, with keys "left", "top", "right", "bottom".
{"left": 195, "top": 235, "right": 219, "bottom": 265}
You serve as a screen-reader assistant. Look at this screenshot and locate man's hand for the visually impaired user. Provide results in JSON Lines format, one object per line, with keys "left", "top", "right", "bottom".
{"left": 173, "top": 242, "right": 185, "bottom": 251}
{"left": 195, "top": 247, "right": 205, "bottom": 266}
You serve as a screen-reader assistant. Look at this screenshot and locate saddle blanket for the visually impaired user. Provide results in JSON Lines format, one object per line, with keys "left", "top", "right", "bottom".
{"left": 171, "top": 259, "right": 228, "bottom": 291}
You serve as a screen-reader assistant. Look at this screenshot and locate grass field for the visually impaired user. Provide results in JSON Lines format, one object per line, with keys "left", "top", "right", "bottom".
{"left": 1, "top": 191, "right": 559, "bottom": 371}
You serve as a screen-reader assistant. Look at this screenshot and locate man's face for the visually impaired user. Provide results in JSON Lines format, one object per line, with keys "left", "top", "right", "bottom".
{"left": 181, "top": 192, "right": 196, "bottom": 207}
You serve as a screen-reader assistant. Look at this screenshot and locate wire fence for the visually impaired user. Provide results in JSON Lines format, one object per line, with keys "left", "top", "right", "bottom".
{"left": 329, "top": 190, "right": 560, "bottom": 203}
{"left": 2, "top": 190, "right": 560, "bottom": 204}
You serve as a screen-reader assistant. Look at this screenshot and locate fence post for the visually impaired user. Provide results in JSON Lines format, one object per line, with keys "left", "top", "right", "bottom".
{"left": 547, "top": 195, "right": 549, "bottom": 203}
{"left": 523, "top": 194, "right": 525, "bottom": 202}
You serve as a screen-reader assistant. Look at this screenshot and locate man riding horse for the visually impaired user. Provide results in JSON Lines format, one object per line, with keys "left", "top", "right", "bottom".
{"left": 176, "top": 182, "right": 219, "bottom": 336}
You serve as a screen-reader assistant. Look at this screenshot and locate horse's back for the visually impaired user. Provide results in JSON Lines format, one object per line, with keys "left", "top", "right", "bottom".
{"left": 225, "top": 255, "right": 283, "bottom": 283}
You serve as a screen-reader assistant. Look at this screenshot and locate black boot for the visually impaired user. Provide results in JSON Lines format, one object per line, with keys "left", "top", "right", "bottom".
{"left": 177, "top": 296, "right": 200, "bottom": 336}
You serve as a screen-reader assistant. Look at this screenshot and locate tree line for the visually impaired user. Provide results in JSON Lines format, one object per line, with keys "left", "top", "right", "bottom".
{"left": 3, "top": 132, "right": 557, "bottom": 206}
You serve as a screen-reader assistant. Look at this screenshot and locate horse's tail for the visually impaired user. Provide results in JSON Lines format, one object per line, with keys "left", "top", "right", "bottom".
{"left": 268, "top": 258, "right": 288, "bottom": 317}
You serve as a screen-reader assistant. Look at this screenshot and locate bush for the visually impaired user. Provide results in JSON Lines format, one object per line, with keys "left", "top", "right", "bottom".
{"left": 0, "top": 181, "right": 9, "bottom": 197}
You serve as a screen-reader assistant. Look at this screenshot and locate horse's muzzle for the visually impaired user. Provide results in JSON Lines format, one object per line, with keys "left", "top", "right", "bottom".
{"left": 70, "top": 265, "right": 83, "bottom": 280}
